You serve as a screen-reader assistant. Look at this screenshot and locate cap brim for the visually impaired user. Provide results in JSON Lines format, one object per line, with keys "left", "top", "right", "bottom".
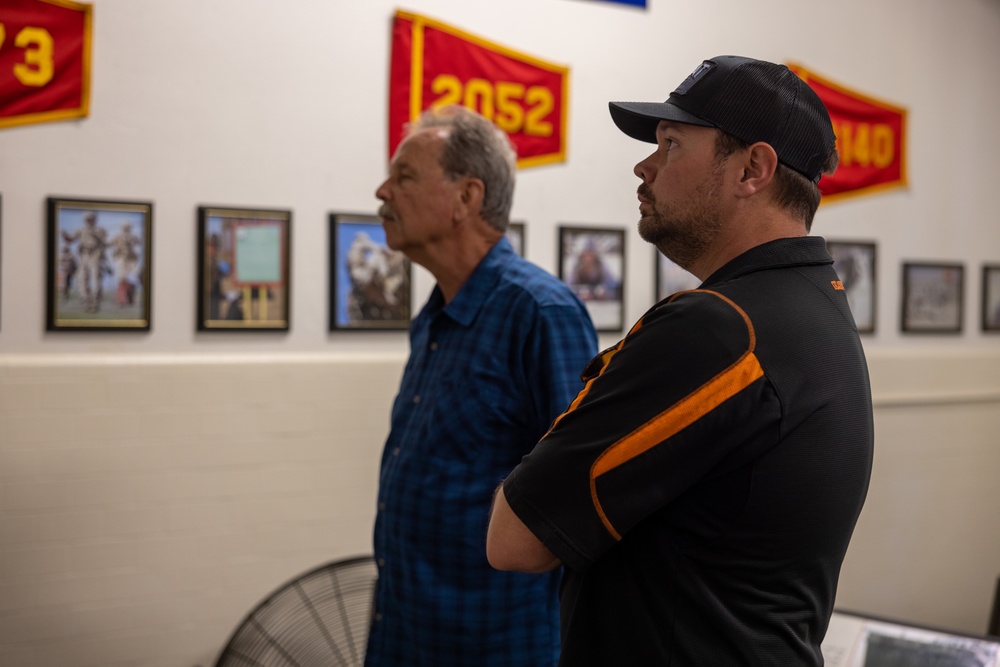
{"left": 609, "top": 101, "right": 714, "bottom": 143}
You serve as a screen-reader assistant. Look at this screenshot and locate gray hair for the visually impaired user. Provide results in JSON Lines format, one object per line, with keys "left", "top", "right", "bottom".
{"left": 408, "top": 105, "right": 517, "bottom": 232}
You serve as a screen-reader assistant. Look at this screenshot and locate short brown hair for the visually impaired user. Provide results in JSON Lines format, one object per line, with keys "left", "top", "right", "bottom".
{"left": 714, "top": 132, "right": 838, "bottom": 232}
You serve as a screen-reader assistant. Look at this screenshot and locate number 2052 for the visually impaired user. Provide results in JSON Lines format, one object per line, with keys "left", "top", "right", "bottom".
{"left": 429, "top": 74, "right": 556, "bottom": 138}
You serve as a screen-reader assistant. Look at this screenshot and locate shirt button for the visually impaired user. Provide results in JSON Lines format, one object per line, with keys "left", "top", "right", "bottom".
{"left": 430, "top": 342, "right": 438, "bottom": 351}
{"left": 378, "top": 502, "right": 386, "bottom": 510}
{"left": 412, "top": 394, "right": 421, "bottom": 404}
{"left": 392, "top": 447, "right": 400, "bottom": 456}
{"left": 374, "top": 613, "right": 383, "bottom": 622}
{"left": 378, "top": 558, "right": 385, "bottom": 567}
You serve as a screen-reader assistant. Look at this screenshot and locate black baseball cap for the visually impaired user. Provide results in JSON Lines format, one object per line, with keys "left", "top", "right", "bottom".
{"left": 609, "top": 55, "right": 836, "bottom": 183}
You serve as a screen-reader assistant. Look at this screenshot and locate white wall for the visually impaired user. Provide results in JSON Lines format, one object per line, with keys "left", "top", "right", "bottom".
{"left": 3, "top": 0, "right": 1000, "bottom": 351}
{"left": 1, "top": 0, "right": 999, "bottom": 665}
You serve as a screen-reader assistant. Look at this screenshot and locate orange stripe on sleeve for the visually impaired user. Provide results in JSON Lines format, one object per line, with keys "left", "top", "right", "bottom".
{"left": 588, "top": 352, "right": 764, "bottom": 540}
{"left": 592, "top": 352, "right": 764, "bottom": 479}
{"left": 587, "top": 290, "right": 764, "bottom": 540}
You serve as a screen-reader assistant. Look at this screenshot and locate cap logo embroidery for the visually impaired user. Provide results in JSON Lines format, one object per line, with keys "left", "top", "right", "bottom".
{"left": 673, "top": 61, "right": 715, "bottom": 95}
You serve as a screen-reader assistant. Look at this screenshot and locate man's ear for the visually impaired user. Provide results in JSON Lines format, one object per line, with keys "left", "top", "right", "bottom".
{"left": 735, "top": 143, "right": 779, "bottom": 198}
{"left": 454, "top": 177, "right": 486, "bottom": 222}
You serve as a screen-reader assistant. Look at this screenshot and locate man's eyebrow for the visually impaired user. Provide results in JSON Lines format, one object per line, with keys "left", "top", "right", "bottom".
{"left": 658, "top": 120, "right": 691, "bottom": 135}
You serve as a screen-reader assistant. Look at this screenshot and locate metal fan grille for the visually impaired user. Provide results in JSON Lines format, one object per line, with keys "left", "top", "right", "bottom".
{"left": 215, "top": 555, "right": 377, "bottom": 667}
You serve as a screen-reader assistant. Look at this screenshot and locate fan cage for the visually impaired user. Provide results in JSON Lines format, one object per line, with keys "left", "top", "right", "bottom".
{"left": 215, "top": 555, "right": 377, "bottom": 667}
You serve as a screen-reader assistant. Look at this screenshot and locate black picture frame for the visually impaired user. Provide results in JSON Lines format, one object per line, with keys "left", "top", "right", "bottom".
{"left": 197, "top": 206, "right": 291, "bottom": 331}
{"left": 655, "top": 250, "right": 700, "bottom": 302}
{"left": 558, "top": 225, "right": 625, "bottom": 332}
{"left": 982, "top": 265, "right": 1000, "bottom": 333}
{"left": 827, "top": 240, "right": 877, "bottom": 334}
{"left": 46, "top": 196, "right": 153, "bottom": 332}
{"left": 901, "top": 262, "right": 964, "bottom": 334}
{"left": 329, "top": 212, "right": 411, "bottom": 331}
{"left": 506, "top": 221, "right": 525, "bottom": 257}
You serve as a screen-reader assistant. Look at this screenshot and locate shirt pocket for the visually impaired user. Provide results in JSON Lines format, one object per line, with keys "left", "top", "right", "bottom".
{"left": 414, "top": 369, "right": 528, "bottom": 468}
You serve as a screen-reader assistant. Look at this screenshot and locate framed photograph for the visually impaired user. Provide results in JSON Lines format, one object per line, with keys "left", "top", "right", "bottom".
{"left": 197, "top": 206, "right": 291, "bottom": 331}
{"left": 506, "top": 221, "right": 525, "bottom": 257}
{"left": 901, "top": 262, "right": 964, "bottom": 333}
{"left": 329, "top": 212, "right": 411, "bottom": 330}
{"left": 46, "top": 197, "right": 153, "bottom": 331}
{"left": 982, "top": 265, "right": 1000, "bottom": 332}
{"left": 655, "top": 251, "right": 700, "bottom": 302}
{"left": 827, "top": 240, "right": 877, "bottom": 334}
{"left": 558, "top": 226, "right": 625, "bottom": 332}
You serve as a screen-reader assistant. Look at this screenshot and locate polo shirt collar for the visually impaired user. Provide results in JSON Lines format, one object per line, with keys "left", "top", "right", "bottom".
{"left": 703, "top": 236, "right": 833, "bottom": 287}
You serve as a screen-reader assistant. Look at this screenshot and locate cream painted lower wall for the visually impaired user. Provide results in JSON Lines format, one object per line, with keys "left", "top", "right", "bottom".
{"left": 838, "top": 398, "right": 1000, "bottom": 634}
{"left": 0, "top": 354, "right": 403, "bottom": 667}
{"left": 0, "top": 349, "right": 998, "bottom": 666}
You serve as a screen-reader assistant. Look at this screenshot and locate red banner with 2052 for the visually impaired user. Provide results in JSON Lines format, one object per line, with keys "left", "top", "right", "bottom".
{"left": 389, "top": 10, "right": 568, "bottom": 169}
{"left": 0, "top": 0, "right": 91, "bottom": 130}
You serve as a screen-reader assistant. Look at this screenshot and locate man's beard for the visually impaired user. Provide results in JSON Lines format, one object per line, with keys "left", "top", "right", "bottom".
{"left": 637, "top": 171, "right": 725, "bottom": 272}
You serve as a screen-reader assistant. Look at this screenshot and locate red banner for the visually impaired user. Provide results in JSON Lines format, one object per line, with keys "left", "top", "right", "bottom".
{"left": 389, "top": 10, "right": 568, "bottom": 169}
{"left": 0, "top": 0, "right": 91, "bottom": 130}
{"left": 788, "top": 63, "right": 907, "bottom": 202}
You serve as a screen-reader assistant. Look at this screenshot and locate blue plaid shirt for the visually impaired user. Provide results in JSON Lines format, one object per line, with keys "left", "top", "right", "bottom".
{"left": 365, "top": 238, "right": 598, "bottom": 667}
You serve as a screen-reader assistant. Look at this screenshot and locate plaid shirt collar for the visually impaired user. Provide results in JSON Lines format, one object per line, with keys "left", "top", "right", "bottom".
{"left": 428, "top": 236, "right": 516, "bottom": 327}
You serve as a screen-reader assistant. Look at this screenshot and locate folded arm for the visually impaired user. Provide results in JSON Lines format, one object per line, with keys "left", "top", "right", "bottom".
{"left": 486, "top": 485, "right": 561, "bottom": 573}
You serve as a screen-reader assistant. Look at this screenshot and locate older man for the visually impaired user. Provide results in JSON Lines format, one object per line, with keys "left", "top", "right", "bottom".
{"left": 365, "top": 106, "right": 597, "bottom": 667}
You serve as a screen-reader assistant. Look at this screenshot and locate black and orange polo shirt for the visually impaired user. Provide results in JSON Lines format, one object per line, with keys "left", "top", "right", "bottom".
{"left": 504, "top": 236, "right": 874, "bottom": 666}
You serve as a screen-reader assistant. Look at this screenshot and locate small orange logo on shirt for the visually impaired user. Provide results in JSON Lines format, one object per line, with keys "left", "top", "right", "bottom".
{"left": 831, "top": 280, "right": 845, "bottom": 291}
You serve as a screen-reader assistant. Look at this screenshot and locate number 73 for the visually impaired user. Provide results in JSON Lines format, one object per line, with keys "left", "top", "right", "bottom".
{"left": 0, "top": 23, "right": 55, "bottom": 87}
